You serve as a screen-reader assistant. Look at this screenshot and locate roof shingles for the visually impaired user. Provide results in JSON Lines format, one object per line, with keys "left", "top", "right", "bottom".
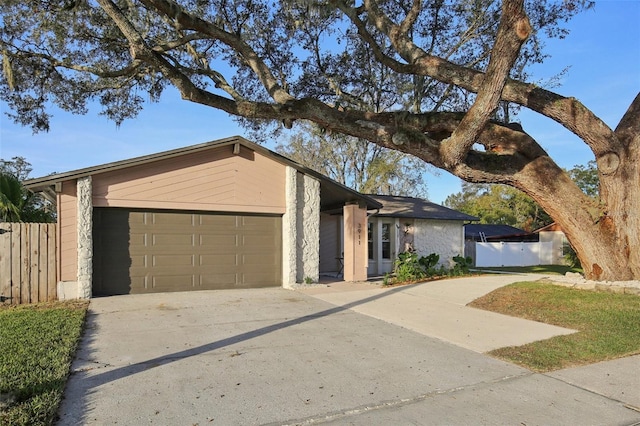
{"left": 367, "top": 194, "right": 478, "bottom": 221}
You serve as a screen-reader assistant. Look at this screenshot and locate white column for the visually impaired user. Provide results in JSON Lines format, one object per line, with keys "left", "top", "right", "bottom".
{"left": 297, "top": 174, "right": 320, "bottom": 283}
{"left": 76, "top": 176, "right": 93, "bottom": 299}
{"left": 282, "top": 167, "right": 298, "bottom": 288}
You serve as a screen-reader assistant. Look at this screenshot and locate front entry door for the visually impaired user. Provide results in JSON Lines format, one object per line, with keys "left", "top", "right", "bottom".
{"left": 368, "top": 219, "right": 396, "bottom": 276}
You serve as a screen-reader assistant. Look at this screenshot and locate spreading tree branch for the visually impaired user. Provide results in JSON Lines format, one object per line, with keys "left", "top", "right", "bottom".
{"left": 399, "top": 0, "right": 422, "bottom": 36}
{"left": 614, "top": 92, "right": 640, "bottom": 144}
{"left": 440, "top": 0, "right": 531, "bottom": 168}
{"left": 337, "top": 0, "right": 621, "bottom": 159}
{"left": 5, "top": 46, "right": 144, "bottom": 79}
{"left": 139, "top": 0, "right": 295, "bottom": 105}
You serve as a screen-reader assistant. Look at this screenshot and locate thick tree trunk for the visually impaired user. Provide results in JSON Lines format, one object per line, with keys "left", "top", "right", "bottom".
{"left": 576, "top": 97, "right": 640, "bottom": 281}
{"left": 583, "top": 122, "right": 640, "bottom": 280}
{"left": 517, "top": 134, "right": 640, "bottom": 282}
{"left": 569, "top": 160, "right": 639, "bottom": 281}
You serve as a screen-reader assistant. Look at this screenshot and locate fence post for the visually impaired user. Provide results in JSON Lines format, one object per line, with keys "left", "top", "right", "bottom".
{"left": 0, "top": 223, "right": 13, "bottom": 303}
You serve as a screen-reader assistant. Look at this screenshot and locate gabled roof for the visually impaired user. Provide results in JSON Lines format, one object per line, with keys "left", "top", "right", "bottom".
{"left": 367, "top": 194, "right": 478, "bottom": 221}
{"left": 25, "top": 136, "right": 382, "bottom": 212}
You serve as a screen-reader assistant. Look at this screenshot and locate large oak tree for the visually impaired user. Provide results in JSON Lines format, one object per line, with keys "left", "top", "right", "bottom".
{"left": 1, "top": 0, "right": 638, "bottom": 280}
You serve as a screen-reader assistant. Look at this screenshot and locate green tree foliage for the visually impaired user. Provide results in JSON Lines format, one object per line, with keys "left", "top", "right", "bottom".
{"left": 444, "top": 182, "right": 551, "bottom": 231}
{"left": 0, "top": 157, "right": 33, "bottom": 181}
{"left": 0, "top": 158, "right": 55, "bottom": 223}
{"left": 0, "top": 0, "right": 588, "bottom": 133}
{"left": 444, "top": 160, "right": 597, "bottom": 231}
{"left": 0, "top": 173, "right": 23, "bottom": 222}
{"left": 567, "top": 160, "right": 599, "bottom": 198}
{"left": 3, "top": 0, "right": 640, "bottom": 281}
{"left": 276, "top": 124, "right": 429, "bottom": 197}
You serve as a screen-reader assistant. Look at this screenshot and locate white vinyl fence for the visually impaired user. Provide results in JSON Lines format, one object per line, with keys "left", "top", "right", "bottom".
{"left": 475, "top": 241, "right": 554, "bottom": 267}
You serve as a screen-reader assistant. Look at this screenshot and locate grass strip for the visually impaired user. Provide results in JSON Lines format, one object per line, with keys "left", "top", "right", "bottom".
{"left": 474, "top": 265, "right": 583, "bottom": 275}
{"left": 0, "top": 301, "right": 88, "bottom": 426}
{"left": 469, "top": 282, "right": 640, "bottom": 372}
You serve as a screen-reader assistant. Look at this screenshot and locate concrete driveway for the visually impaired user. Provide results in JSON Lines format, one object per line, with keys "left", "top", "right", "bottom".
{"left": 58, "top": 276, "right": 640, "bottom": 425}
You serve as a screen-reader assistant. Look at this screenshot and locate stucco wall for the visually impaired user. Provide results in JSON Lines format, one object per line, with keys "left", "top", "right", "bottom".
{"left": 283, "top": 169, "right": 321, "bottom": 286}
{"left": 413, "top": 220, "right": 465, "bottom": 267}
{"left": 296, "top": 174, "right": 320, "bottom": 283}
{"left": 343, "top": 204, "right": 368, "bottom": 281}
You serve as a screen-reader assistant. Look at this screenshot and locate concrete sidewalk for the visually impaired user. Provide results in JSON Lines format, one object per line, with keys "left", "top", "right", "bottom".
{"left": 300, "top": 274, "right": 576, "bottom": 352}
{"left": 57, "top": 277, "right": 640, "bottom": 425}
{"left": 298, "top": 274, "right": 640, "bottom": 416}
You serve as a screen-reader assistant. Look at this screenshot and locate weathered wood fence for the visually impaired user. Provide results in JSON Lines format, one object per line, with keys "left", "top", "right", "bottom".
{"left": 0, "top": 222, "right": 57, "bottom": 305}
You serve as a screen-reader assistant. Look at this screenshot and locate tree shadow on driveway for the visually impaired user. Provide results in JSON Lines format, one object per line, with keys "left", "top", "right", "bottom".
{"left": 80, "top": 284, "right": 415, "bottom": 388}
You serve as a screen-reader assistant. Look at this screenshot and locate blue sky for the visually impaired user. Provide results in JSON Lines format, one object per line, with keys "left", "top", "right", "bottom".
{"left": 1, "top": 1, "right": 638, "bottom": 204}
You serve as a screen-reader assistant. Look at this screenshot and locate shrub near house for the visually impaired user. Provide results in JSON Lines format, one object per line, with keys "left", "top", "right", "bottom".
{"left": 388, "top": 253, "right": 473, "bottom": 284}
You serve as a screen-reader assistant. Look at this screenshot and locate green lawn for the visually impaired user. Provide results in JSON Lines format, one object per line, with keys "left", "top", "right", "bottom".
{"left": 1, "top": 281, "right": 637, "bottom": 423}
{"left": 475, "top": 265, "right": 583, "bottom": 275}
{"left": 469, "top": 282, "right": 640, "bottom": 372}
{"left": 0, "top": 301, "right": 88, "bottom": 426}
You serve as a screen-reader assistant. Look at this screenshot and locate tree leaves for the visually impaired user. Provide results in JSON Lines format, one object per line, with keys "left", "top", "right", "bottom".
{"left": 276, "top": 123, "right": 429, "bottom": 197}
{"left": 444, "top": 182, "right": 551, "bottom": 231}
{"left": 0, "top": 159, "right": 56, "bottom": 223}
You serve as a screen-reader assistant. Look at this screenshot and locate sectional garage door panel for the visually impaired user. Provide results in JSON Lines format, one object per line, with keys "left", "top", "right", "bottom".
{"left": 93, "top": 209, "right": 282, "bottom": 295}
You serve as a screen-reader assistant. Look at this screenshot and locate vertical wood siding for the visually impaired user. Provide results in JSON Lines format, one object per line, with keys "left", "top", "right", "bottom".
{"left": 0, "top": 222, "right": 57, "bottom": 305}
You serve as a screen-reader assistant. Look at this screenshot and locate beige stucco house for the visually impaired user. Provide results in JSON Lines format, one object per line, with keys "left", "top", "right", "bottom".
{"left": 26, "top": 136, "right": 475, "bottom": 299}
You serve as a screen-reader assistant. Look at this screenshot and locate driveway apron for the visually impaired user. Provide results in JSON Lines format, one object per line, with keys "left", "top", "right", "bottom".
{"left": 57, "top": 280, "right": 640, "bottom": 425}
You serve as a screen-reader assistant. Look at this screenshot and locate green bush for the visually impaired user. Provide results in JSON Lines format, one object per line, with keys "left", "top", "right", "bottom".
{"left": 382, "top": 273, "right": 391, "bottom": 286}
{"left": 451, "top": 255, "right": 473, "bottom": 276}
{"left": 394, "top": 251, "right": 426, "bottom": 282}
{"left": 394, "top": 252, "right": 447, "bottom": 282}
{"left": 391, "top": 252, "right": 475, "bottom": 284}
{"left": 418, "top": 253, "right": 440, "bottom": 275}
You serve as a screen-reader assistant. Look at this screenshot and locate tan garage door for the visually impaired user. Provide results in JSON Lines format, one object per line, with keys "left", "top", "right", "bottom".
{"left": 93, "top": 209, "right": 282, "bottom": 295}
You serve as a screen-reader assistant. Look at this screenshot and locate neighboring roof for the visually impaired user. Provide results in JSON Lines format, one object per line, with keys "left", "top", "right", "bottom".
{"left": 464, "top": 224, "right": 527, "bottom": 239}
{"left": 534, "top": 222, "right": 563, "bottom": 233}
{"left": 366, "top": 194, "right": 478, "bottom": 221}
{"left": 24, "top": 136, "right": 382, "bottom": 212}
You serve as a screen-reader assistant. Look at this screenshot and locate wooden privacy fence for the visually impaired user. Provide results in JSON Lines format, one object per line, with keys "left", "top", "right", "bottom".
{"left": 0, "top": 222, "right": 57, "bottom": 305}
